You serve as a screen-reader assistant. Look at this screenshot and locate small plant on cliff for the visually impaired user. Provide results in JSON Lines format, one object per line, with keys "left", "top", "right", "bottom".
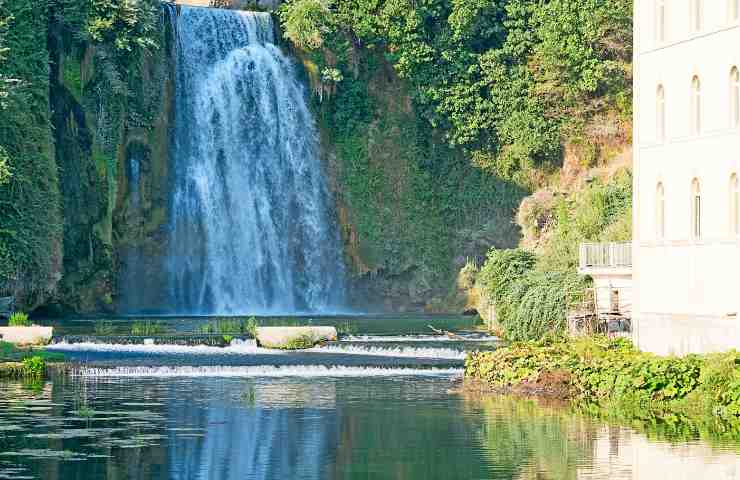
{"left": 8, "top": 312, "right": 30, "bottom": 327}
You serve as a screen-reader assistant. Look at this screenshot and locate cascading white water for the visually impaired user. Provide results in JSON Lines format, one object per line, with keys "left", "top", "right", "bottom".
{"left": 165, "top": 7, "right": 346, "bottom": 315}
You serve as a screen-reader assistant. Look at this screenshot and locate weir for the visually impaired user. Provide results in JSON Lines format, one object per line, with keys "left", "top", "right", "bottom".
{"left": 125, "top": 6, "right": 346, "bottom": 315}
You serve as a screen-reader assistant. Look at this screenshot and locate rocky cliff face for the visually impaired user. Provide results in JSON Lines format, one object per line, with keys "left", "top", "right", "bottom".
{"left": 40, "top": 9, "right": 175, "bottom": 314}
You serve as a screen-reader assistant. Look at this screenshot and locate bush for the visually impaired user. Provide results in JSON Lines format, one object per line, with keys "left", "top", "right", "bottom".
{"left": 466, "top": 337, "right": 740, "bottom": 425}
{"left": 476, "top": 249, "right": 586, "bottom": 340}
{"left": 8, "top": 311, "right": 30, "bottom": 327}
{"left": 22, "top": 355, "right": 45, "bottom": 378}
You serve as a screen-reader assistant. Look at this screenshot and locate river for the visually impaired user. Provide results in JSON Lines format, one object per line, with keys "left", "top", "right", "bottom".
{"left": 2, "top": 316, "right": 740, "bottom": 479}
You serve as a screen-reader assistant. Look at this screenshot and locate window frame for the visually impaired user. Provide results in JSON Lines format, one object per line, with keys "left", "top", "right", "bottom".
{"left": 656, "top": 0, "right": 667, "bottom": 42}
{"left": 731, "top": 67, "right": 740, "bottom": 129}
{"left": 656, "top": 182, "right": 666, "bottom": 240}
{"left": 691, "top": 76, "right": 702, "bottom": 136}
{"left": 731, "top": 174, "right": 739, "bottom": 236}
{"left": 690, "top": 0, "right": 703, "bottom": 32}
{"left": 691, "top": 179, "right": 702, "bottom": 241}
{"left": 656, "top": 84, "right": 666, "bottom": 141}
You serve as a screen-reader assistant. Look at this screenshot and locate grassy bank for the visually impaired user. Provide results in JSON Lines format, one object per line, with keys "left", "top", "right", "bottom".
{"left": 0, "top": 341, "right": 65, "bottom": 380}
{"left": 466, "top": 336, "right": 740, "bottom": 441}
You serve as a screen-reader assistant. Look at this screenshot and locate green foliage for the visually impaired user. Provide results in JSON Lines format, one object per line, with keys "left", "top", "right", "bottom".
{"left": 87, "top": 0, "right": 158, "bottom": 53}
{"left": 94, "top": 320, "right": 116, "bottom": 336}
{"left": 467, "top": 337, "right": 740, "bottom": 437}
{"left": 315, "top": 48, "right": 523, "bottom": 298}
{"left": 537, "top": 170, "right": 633, "bottom": 272}
{"left": 336, "top": 320, "right": 357, "bottom": 336}
{"left": 277, "top": 333, "right": 318, "bottom": 350}
{"left": 280, "top": 0, "right": 632, "bottom": 185}
{"left": 277, "top": 0, "right": 331, "bottom": 50}
{"left": 0, "top": 0, "right": 62, "bottom": 294}
{"left": 198, "top": 317, "right": 257, "bottom": 337}
{"left": 21, "top": 355, "right": 45, "bottom": 378}
{"left": 8, "top": 311, "right": 30, "bottom": 327}
{"left": 476, "top": 248, "right": 586, "bottom": 340}
{"left": 130, "top": 320, "right": 168, "bottom": 336}
{"left": 0, "top": 146, "right": 9, "bottom": 185}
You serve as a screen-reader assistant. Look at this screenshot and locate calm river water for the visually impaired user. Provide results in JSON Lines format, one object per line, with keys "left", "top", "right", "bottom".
{"left": 2, "top": 316, "right": 740, "bottom": 479}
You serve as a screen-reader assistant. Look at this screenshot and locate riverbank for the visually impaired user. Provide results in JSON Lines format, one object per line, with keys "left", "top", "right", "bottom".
{"left": 0, "top": 341, "right": 67, "bottom": 380}
{"left": 465, "top": 336, "right": 740, "bottom": 441}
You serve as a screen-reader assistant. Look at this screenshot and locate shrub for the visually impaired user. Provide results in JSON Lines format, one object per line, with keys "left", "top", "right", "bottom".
{"left": 22, "top": 356, "right": 45, "bottom": 378}
{"left": 466, "top": 336, "right": 740, "bottom": 425}
{"left": 476, "top": 249, "right": 586, "bottom": 340}
{"left": 8, "top": 311, "right": 30, "bottom": 327}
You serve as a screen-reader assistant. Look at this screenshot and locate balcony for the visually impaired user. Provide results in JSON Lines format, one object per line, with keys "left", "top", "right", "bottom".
{"left": 578, "top": 242, "right": 632, "bottom": 276}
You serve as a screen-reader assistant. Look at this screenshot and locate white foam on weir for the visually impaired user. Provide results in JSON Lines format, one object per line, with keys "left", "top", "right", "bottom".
{"left": 343, "top": 335, "right": 499, "bottom": 343}
{"left": 75, "top": 365, "right": 464, "bottom": 379}
{"left": 310, "top": 344, "right": 467, "bottom": 360}
{"left": 46, "top": 339, "right": 279, "bottom": 356}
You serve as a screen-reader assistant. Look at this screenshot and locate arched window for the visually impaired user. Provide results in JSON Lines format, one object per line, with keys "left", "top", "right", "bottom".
{"left": 656, "top": 0, "right": 666, "bottom": 42}
{"left": 656, "top": 85, "right": 666, "bottom": 141}
{"left": 731, "top": 174, "right": 739, "bottom": 235}
{"left": 731, "top": 67, "right": 740, "bottom": 128}
{"left": 731, "top": 0, "right": 740, "bottom": 22}
{"left": 690, "top": 0, "right": 703, "bottom": 32}
{"left": 691, "top": 179, "right": 702, "bottom": 240}
{"left": 691, "top": 76, "right": 702, "bottom": 136}
{"left": 656, "top": 182, "right": 666, "bottom": 240}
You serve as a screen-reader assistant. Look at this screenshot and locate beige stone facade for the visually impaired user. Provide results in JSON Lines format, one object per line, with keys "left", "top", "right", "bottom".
{"left": 633, "top": 0, "right": 740, "bottom": 355}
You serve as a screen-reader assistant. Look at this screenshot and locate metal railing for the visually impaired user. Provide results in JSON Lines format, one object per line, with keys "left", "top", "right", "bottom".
{"left": 579, "top": 242, "right": 632, "bottom": 269}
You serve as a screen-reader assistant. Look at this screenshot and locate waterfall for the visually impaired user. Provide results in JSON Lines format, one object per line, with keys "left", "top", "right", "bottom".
{"left": 164, "top": 6, "right": 346, "bottom": 315}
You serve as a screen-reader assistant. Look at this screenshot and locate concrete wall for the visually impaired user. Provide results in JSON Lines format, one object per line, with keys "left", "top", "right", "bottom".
{"left": 633, "top": 0, "right": 740, "bottom": 355}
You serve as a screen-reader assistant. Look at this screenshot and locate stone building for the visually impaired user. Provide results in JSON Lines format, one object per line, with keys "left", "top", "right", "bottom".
{"left": 632, "top": 0, "right": 740, "bottom": 354}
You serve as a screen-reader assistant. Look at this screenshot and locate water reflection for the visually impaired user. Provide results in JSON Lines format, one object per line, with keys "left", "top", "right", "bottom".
{"left": 1, "top": 377, "right": 740, "bottom": 479}
{"left": 471, "top": 394, "right": 740, "bottom": 480}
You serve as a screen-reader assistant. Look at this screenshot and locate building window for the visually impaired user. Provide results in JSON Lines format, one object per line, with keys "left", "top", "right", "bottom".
{"left": 657, "top": 182, "right": 665, "bottom": 239}
{"left": 731, "top": 67, "right": 740, "bottom": 128}
{"left": 690, "top": 0, "right": 703, "bottom": 32}
{"left": 732, "top": 174, "right": 739, "bottom": 235}
{"left": 656, "top": 85, "right": 666, "bottom": 141}
{"left": 656, "top": 0, "right": 666, "bottom": 42}
{"left": 731, "top": 0, "right": 740, "bottom": 22}
{"left": 691, "top": 179, "right": 702, "bottom": 240}
{"left": 691, "top": 76, "right": 702, "bottom": 135}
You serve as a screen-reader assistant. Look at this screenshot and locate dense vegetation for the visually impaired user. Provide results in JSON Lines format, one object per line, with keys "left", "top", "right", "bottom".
{"left": 277, "top": 0, "right": 633, "bottom": 309}
{"left": 279, "top": 0, "right": 632, "bottom": 187}
{"left": 0, "top": 0, "right": 161, "bottom": 310}
{"left": 467, "top": 337, "right": 740, "bottom": 441}
{"left": 468, "top": 170, "right": 631, "bottom": 340}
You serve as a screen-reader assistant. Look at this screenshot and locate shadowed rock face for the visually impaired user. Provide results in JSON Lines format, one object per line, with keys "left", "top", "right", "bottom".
{"left": 144, "top": 6, "right": 346, "bottom": 316}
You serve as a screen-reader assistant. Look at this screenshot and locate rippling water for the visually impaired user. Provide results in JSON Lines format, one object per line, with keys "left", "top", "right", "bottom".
{"left": 4, "top": 321, "right": 740, "bottom": 479}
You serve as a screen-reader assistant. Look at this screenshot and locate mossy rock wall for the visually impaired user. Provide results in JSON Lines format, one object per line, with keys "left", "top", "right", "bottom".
{"left": 306, "top": 49, "right": 524, "bottom": 311}
{"left": 39, "top": 8, "right": 175, "bottom": 314}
